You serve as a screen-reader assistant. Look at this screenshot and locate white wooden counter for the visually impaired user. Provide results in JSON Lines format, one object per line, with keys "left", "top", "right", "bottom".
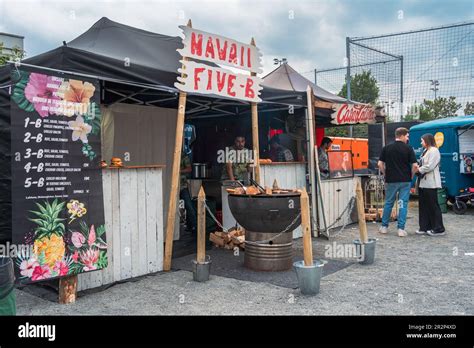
{"left": 318, "top": 177, "right": 357, "bottom": 236}
{"left": 78, "top": 166, "right": 164, "bottom": 291}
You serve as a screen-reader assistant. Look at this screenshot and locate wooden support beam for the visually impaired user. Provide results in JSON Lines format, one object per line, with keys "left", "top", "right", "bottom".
{"left": 58, "top": 275, "right": 77, "bottom": 304}
{"left": 306, "top": 86, "right": 320, "bottom": 236}
{"left": 197, "top": 186, "right": 206, "bottom": 264}
{"left": 300, "top": 188, "right": 313, "bottom": 266}
{"left": 250, "top": 37, "right": 261, "bottom": 184}
{"left": 163, "top": 19, "right": 192, "bottom": 271}
{"left": 314, "top": 100, "right": 334, "bottom": 110}
{"left": 355, "top": 178, "right": 369, "bottom": 243}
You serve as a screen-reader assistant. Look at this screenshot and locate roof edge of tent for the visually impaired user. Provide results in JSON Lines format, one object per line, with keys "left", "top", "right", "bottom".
{"left": 68, "top": 17, "right": 181, "bottom": 47}
{"left": 17, "top": 46, "right": 178, "bottom": 92}
{"left": 262, "top": 63, "right": 365, "bottom": 106}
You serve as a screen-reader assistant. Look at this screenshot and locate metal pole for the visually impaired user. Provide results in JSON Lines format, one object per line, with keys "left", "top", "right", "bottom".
{"left": 314, "top": 68, "right": 317, "bottom": 85}
{"left": 400, "top": 55, "right": 404, "bottom": 122}
{"left": 346, "top": 37, "right": 353, "bottom": 137}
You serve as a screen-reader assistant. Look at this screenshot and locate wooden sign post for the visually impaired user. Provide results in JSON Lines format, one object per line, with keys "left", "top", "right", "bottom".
{"left": 197, "top": 186, "right": 206, "bottom": 264}
{"left": 306, "top": 86, "right": 319, "bottom": 236}
{"left": 163, "top": 20, "right": 192, "bottom": 271}
{"left": 355, "top": 178, "right": 369, "bottom": 243}
{"left": 300, "top": 188, "right": 313, "bottom": 266}
{"left": 250, "top": 38, "right": 261, "bottom": 184}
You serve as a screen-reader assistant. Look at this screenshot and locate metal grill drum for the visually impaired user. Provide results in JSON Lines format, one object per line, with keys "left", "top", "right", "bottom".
{"left": 228, "top": 193, "right": 301, "bottom": 271}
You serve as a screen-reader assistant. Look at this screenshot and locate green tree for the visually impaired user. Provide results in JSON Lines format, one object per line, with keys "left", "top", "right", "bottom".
{"left": 0, "top": 42, "right": 25, "bottom": 66}
{"left": 324, "top": 127, "right": 348, "bottom": 137}
{"left": 334, "top": 70, "right": 379, "bottom": 138}
{"left": 418, "top": 97, "right": 461, "bottom": 121}
{"left": 338, "top": 70, "right": 380, "bottom": 104}
{"left": 464, "top": 101, "right": 474, "bottom": 116}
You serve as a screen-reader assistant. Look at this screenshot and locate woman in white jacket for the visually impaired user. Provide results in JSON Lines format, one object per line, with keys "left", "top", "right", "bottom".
{"left": 415, "top": 133, "right": 446, "bottom": 236}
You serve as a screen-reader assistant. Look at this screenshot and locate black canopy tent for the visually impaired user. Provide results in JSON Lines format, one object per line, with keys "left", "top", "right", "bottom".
{"left": 0, "top": 17, "right": 309, "bottom": 117}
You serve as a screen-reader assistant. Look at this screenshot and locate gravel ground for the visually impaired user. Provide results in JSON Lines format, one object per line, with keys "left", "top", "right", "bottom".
{"left": 16, "top": 205, "right": 474, "bottom": 315}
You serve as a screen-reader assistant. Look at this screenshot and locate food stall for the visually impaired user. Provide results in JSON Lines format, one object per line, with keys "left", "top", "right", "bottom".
{"left": 0, "top": 17, "right": 311, "bottom": 292}
{"left": 0, "top": 17, "right": 386, "bottom": 294}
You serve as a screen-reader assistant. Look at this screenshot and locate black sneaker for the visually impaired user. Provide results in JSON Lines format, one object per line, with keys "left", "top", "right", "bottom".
{"left": 427, "top": 229, "right": 446, "bottom": 236}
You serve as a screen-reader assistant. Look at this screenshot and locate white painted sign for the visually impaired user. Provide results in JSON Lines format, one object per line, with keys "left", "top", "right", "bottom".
{"left": 175, "top": 60, "right": 262, "bottom": 103}
{"left": 177, "top": 26, "right": 262, "bottom": 73}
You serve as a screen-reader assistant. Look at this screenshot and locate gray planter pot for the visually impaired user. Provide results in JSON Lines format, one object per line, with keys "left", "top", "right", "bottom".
{"left": 353, "top": 238, "right": 377, "bottom": 265}
{"left": 293, "top": 259, "right": 326, "bottom": 295}
{"left": 192, "top": 257, "right": 211, "bottom": 282}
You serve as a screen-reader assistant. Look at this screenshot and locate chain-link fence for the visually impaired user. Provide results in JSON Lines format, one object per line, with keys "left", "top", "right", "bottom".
{"left": 316, "top": 21, "right": 474, "bottom": 122}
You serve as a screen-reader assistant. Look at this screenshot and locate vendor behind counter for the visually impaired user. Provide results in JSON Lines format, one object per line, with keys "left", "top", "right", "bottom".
{"left": 268, "top": 134, "right": 294, "bottom": 162}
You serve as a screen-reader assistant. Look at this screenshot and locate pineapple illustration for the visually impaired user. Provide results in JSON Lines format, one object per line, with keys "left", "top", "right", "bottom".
{"left": 30, "top": 199, "right": 66, "bottom": 268}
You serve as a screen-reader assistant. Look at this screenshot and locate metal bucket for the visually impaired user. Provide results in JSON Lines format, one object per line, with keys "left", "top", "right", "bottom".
{"left": 192, "top": 256, "right": 211, "bottom": 282}
{"left": 244, "top": 231, "right": 293, "bottom": 271}
{"left": 353, "top": 238, "right": 376, "bottom": 265}
{"left": 293, "top": 259, "right": 326, "bottom": 295}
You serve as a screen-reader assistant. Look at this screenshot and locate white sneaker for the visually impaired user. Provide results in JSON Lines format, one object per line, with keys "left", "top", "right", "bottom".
{"left": 415, "top": 230, "right": 426, "bottom": 235}
{"left": 397, "top": 229, "right": 407, "bottom": 237}
{"left": 378, "top": 226, "right": 388, "bottom": 234}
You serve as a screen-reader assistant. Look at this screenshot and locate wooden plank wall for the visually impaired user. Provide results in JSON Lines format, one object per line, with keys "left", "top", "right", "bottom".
{"left": 318, "top": 177, "right": 356, "bottom": 233}
{"left": 77, "top": 168, "right": 164, "bottom": 291}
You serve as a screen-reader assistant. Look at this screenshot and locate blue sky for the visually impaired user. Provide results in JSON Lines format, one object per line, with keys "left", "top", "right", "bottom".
{"left": 0, "top": 0, "right": 473, "bottom": 78}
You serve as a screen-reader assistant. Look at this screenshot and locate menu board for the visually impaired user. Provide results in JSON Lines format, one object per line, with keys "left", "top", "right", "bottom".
{"left": 10, "top": 68, "right": 107, "bottom": 283}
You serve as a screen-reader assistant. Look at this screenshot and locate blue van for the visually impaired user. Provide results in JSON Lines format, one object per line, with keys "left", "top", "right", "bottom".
{"left": 409, "top": 115, "right": 474, "bottom": 207}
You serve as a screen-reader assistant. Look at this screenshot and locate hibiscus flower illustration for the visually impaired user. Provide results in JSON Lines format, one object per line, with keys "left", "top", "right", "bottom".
{"left": 68, "top": 115, "right": 92, "bottom": 143}
{"left": 24, "top": 73, "right": 61, "bottom": 118}
{"left": 64, "top": 79, "right": 95, "bottom": 113}
{"left": 31, "top": 265, "right": 52, "bottom": 281}
{"left": 19, "top": 258, "right": 39, "bottom": 278}
{"left": 53, "top": 260, "right": 69, "bottom": 276}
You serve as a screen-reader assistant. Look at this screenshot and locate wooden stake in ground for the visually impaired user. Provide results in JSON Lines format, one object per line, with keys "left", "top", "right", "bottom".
{"left": 250, "top": 37, "right": 261, "bottom": 185}
{"left": 300, "top": 188, "right": 313, "bottom": 266}
{"left": 58, "top": 275, "right": 77, "bottom": 304}
{"left": 355, "top": 178, "right": 369, "bottom": 243}
{"left": 197, "top": 186, "right": 206, "bottom": 264}
{"left": 163, "top": 19, "right": 192, "bottom": 271}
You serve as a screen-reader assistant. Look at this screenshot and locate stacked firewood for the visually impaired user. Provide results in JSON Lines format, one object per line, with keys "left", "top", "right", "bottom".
{"left": 365, "top": 207, "right": 397, "bottom": 221}
{"left": 209, "top": 228, "right": 245, "bottom": 250}
{"left": 225, "top": 179, "right": 302, "bottom": 196}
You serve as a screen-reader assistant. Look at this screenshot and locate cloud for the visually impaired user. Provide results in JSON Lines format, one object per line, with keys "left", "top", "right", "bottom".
{"left": 0, "top": 0, "right": 473, "bottom": 79}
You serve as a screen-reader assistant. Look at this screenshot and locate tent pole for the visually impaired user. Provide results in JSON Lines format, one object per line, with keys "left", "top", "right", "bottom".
{"left": 163, "top": 19, "right": 192, "bottom": 271}
{"left": 305, "top": 86, "right": 318, "bottom": 236}
{"left": 250, "top": 38, "right": 261, "bottom": 184}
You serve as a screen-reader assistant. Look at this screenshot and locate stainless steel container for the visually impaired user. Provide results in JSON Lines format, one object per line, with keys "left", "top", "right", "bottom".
{"left": 192, "top": 163, "right": 208, "bottom": 178}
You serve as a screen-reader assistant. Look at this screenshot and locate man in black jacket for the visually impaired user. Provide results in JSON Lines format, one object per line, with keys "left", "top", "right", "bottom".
{"left": 378, "top": 127, "right": 418, "bottom": 237}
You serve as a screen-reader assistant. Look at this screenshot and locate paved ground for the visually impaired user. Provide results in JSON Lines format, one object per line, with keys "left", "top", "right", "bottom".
{"left": 16, "top": 204, "right": 474, "bottom": 315}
